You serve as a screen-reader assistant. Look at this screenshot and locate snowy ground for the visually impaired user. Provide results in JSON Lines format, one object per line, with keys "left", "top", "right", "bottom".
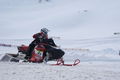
{"left": 0, "top": 36, "right": 120, "bottom": 80}
{"left": 0, "top": 61, "right": 120, "bottom": 80}
{"left": 0, "top": 0, "right": 120, "bottom": 80}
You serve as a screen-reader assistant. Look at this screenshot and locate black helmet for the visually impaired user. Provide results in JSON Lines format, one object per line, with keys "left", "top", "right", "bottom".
{"left": 41, "top": 28, "right": 49, "bottom": 34}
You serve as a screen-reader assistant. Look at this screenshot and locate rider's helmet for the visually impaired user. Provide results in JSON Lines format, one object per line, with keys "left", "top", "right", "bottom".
{"left": 41, "top": 28, "right": 49, "bottom": 35}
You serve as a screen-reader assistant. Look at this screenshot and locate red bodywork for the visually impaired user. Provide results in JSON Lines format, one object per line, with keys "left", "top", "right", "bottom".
{"left": 18, "top": 45, "right": 46, "bottom": 62}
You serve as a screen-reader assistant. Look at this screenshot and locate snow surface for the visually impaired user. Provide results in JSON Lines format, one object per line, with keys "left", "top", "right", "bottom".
{"left": 0, "top": 62, "right": 120, "bottom": 80}
{"left": 0, "top": 0, "right": 120, "bottom": 80}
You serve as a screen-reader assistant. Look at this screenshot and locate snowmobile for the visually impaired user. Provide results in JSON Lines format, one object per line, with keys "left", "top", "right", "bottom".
{"left": 0, "top": 43, "right": 64, "bottom": 62}
{"left": 0, "top": 43, "right": 80, "bottom": 66}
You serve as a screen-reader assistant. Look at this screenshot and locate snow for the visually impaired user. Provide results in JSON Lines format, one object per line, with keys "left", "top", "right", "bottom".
{"left": 0, "top": 0, "right": 120, "bottom": 80}
{"left": 0, "top": 0, "right": 120, "bottom": 39}
{"left": 0, "top": 37, "right": 120, "bottom": 80}
{"left": 0, "top": 61, "right": 120, "bottom": 80}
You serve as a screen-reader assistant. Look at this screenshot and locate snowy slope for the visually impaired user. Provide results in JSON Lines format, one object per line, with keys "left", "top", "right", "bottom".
{"left": 0, "top": 0, "right": 120, "bottom": 63}
{"left": 0, "top": 0, "right": 120, "bottom": 80}
{"left": 0, "top": 36, "right": 120, "bottom": 62}
{"left": 0, "top": 0, "right": 120, "bottom": 39}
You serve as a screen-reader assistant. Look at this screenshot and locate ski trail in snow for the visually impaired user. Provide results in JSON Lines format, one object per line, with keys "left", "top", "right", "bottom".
{"left": 59, "top": 36, "right": 120, "bottom": 50}
{"left": 77, "top": 36, "right": 120, "bottom": 47}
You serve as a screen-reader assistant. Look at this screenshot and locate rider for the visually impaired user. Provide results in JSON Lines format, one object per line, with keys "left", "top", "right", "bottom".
{"left": 25, "top": 28, "right": 64, "bottom": 62}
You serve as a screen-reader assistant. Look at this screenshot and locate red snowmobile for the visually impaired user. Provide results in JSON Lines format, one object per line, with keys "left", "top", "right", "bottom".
{"left": 0, "top": 43, "right": 64, "bottom": 63}
{"left": 0, "top": 43, "right": 80, "bottom": 66}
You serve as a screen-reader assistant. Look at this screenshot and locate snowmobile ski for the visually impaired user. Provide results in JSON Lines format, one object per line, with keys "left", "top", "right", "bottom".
{"left": 50, "top": 59, "right": 80, "bottom": 66}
